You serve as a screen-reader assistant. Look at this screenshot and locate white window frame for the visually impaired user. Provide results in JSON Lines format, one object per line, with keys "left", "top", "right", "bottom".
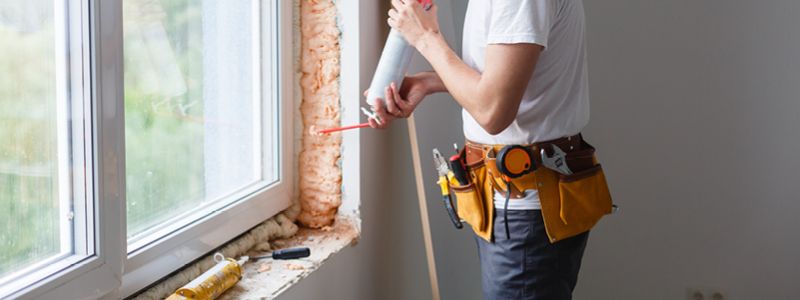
{"left": 119, "top": 0, "right": 294, "bottom": 296}
{"left": 5, "top": 0, "right": 125, "bottom": 299}
{"left": 5, "top": 0, "right": 295, "bottom": 298}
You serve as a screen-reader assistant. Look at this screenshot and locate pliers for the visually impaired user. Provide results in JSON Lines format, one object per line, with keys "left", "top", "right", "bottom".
{"left": 433, "top": 149, "right": 463, "bottom": 229}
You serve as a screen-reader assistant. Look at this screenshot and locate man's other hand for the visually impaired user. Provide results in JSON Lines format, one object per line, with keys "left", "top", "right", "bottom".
{"left": 366, "top": 73, "right": 433, "bottom": 129}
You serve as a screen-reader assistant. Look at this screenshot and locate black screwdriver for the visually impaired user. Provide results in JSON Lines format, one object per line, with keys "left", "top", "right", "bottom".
{"left": 252, "top": 247, "right": 311, "bottom": 260}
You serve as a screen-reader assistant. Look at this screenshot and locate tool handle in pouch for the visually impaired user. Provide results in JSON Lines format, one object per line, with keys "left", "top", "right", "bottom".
{"left": 437, "top": 176, "right": 450, "bottom": 196}
{"left": 438, "top": 175, "right": 462, "bottom": 229}
{"left": 449, "top": 157, "right": 469, "bottom": 185}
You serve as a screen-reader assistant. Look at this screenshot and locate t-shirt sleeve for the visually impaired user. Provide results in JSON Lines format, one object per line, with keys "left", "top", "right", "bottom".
{"left": 487, "top": 0, "right": 556, "bottom": 48}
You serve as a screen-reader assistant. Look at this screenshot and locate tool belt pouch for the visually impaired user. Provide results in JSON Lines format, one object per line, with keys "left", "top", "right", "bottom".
{"left": 448, "top": 147, "right": 493, "bottom": 240}
{"left": 550, "top": 140, "right": 613, "bottom": 239}
{"left": 449, "top": 182, "right": 485, "bottom": 231}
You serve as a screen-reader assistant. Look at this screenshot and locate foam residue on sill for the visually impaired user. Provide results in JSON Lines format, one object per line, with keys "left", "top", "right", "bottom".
{"left": 219, "top": 217, "right": 359, "bottom": 299}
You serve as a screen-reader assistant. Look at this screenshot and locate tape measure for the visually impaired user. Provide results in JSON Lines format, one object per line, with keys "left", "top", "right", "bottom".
{"left": 496, "top": 145, "right": 535, "bottom": 179}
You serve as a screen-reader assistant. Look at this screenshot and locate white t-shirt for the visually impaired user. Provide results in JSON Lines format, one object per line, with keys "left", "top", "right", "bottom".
{"left": 461, "top": 0, "right": 590, "bottom": 210}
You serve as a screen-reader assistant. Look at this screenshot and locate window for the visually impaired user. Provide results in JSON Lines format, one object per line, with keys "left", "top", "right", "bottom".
{"left": 1, "top": 0, "right": 293, "bottom": 298}
{"left": 0, "top": 1, "right": 64, "bottom": 277}
{"left": 0, "top": 0, "right": 94, "bottom": 297}
{"left": 122, "top": 0, "right": 278, "bottom": 251}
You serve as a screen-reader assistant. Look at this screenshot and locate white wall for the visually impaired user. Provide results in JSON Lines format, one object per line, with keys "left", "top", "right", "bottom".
{"left": 286, "top": 0, "right": 800, "bottom": 299}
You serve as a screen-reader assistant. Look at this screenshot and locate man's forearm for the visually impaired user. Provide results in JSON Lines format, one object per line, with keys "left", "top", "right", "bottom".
{"left": 416, "top": 32, "right": 485, "bottom": 114}
{"left": 416, "top": 71, "right": 447, "bottom": 95}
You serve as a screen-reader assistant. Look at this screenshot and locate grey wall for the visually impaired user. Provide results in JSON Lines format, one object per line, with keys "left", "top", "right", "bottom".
{"left": 399, "top": 1, "right": 485, "bottom": 299}
{"left": 285, "top": 0, "right": 800, "bottom": 299}
{"left": 576, "top": 1, "right": 800, "bottom": 299}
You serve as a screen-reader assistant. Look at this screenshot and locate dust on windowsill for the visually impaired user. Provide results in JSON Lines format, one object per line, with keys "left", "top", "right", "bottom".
{"left": 219, "top": 217, "right": 359, "bottom": 299}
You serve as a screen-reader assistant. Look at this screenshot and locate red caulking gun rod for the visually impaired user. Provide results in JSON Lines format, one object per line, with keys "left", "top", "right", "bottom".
{"left": 317, "top": 123, "right": 370, "bottom": 134}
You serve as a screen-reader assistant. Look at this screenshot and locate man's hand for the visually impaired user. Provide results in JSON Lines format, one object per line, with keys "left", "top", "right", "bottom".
{"left": 367, "top": 72, "right": 442, "bottom": 129}
{"left": 388, "top": 0, "right": 440, "bottom": 48}
{"left": 367, "top": 95, "right": 395, "bottom": 129}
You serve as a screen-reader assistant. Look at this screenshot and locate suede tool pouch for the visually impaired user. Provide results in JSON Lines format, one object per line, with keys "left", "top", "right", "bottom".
{"left": 555, "top": 142, "right": 613, "bottom": 229}
{"left": 450, "top": 181, "right": 485, "bottom": 231}
{"left": 452, "top": 148, "right": 494, "bottom": 241}
{"left": 557, "top": 165, "right": 612, "bottom": 226}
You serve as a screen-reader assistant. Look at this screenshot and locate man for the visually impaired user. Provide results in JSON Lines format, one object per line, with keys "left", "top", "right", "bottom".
{"left": 370, "top": 0, "right": 595, "bottom": 299}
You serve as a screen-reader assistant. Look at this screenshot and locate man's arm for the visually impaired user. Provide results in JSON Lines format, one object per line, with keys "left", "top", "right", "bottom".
{"left": 416, "top": 33, "right": 542, "bottom": 134}
{"left": 381, "top": 0, "right": 543, "bottom": 133}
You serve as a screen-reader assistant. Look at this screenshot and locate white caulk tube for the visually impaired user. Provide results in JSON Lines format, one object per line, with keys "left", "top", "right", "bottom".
{"left": 365, "top": 0, "right": 433, "bottom": 108}
{"left": 366, "top": 29, "right": 416, "bottom": 107}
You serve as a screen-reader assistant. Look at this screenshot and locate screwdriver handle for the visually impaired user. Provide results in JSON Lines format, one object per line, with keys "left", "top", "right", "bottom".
{"left": 449, "top": 157, "right": 469, "bottom": 186}
{"left": 272, "top": 247, "right": 311, "bottom": 260}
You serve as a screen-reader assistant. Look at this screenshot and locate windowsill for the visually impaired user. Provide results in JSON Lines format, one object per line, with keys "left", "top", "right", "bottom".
{"left": 218, "top": 216, "right": 360, "bottom": 299}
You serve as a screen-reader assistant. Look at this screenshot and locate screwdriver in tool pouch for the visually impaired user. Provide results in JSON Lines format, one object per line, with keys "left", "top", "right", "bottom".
{"left": 449, "top": 144, "right": 470, "bottom": 186}
{"left": 252, "top": 247, "right": 311, "bottom": 261}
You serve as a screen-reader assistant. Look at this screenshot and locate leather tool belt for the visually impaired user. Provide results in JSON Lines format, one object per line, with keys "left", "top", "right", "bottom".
{"left": 450, "top": 134, "right": 614, "bottom": 243}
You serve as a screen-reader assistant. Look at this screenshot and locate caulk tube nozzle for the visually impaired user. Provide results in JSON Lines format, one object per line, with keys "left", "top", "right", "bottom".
{"left": 366, "top": 29, "right": 416, "bottom": 107}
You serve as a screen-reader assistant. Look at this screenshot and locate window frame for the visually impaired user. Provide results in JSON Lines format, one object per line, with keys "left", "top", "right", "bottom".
{"left": 119, "top": 0, "right": 294, "bottom": 296}
{"left": 5, "top": 0, "right": 295, "bottom": 298}
{"left": 119, "top": 0, "right": 294, "bottom": 295}
{"left": 5, "top": 0, "right": 125, "bottom": 298}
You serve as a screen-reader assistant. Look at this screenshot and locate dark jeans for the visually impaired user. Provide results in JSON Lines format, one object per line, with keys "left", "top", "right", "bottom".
{"left": 475, "top": 209, "right": 589, "bottom": 300}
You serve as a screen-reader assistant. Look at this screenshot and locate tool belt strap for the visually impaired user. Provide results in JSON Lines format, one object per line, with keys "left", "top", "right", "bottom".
{"left": 464, "top": 134, "right": 584, "bottom": 198}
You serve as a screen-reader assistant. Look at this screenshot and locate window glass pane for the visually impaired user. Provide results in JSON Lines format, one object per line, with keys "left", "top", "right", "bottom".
{"left": 0, "top": 1, "right": 69, "bottom": 279}
{"left": 124, "top": 0, "right": 274, "bottom": 244}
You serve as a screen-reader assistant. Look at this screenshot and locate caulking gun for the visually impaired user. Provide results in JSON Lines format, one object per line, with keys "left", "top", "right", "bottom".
{"left": 315, "top": 0, "right": 434, "bottom": 135}
{"left": 366, "top": 0, "right": 434, "bottom": 108}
